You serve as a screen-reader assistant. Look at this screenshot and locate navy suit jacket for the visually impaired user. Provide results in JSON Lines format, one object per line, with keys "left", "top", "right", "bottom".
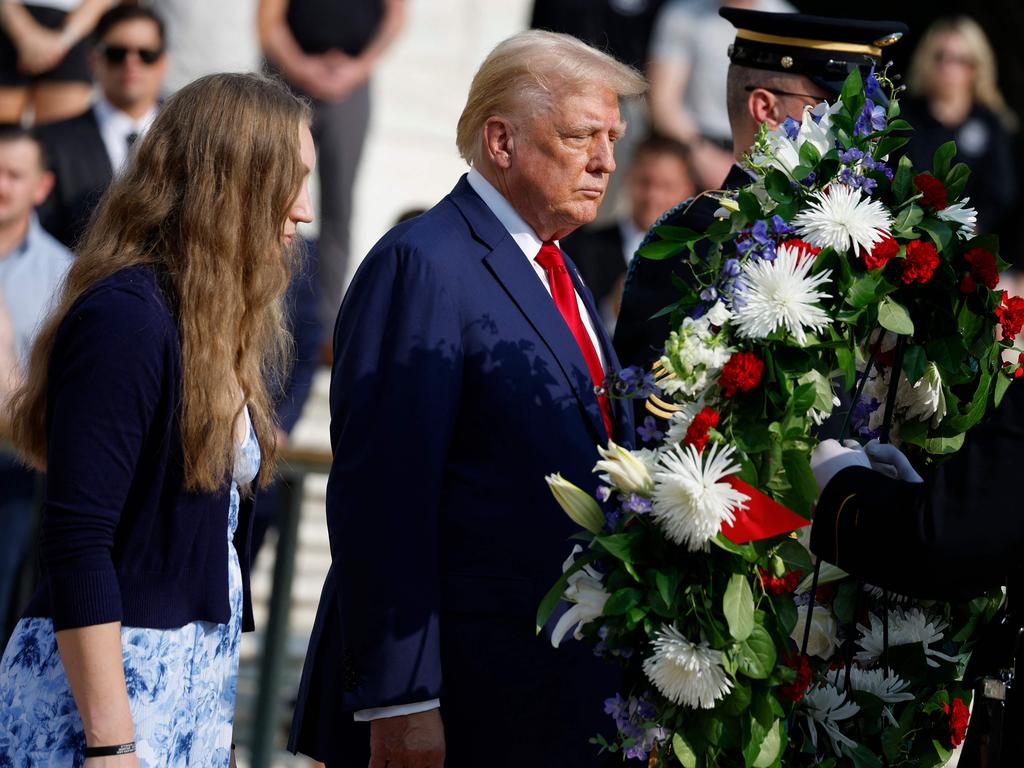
{"left": 290, "top": 176, "right": 632, "bottom": 765}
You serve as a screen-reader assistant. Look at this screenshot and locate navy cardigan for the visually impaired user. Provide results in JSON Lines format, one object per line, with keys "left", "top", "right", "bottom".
{"left": 22, "top": 265, "right": 258, "bottom": 632}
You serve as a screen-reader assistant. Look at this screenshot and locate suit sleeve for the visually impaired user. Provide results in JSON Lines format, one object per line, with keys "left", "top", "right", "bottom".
{"left": 327, "top": 242, "right": 463, "bottom": 712}
{"left": 810, "top": 464, "right": 1011, "bottom": 600}
{"left": 41, "top": 287, "right": 167, "bottom": 630}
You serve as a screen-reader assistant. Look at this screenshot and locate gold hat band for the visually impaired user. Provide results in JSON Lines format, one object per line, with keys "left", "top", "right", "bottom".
{"left": 735, "top": 29, "right": 882, "bottom": 58}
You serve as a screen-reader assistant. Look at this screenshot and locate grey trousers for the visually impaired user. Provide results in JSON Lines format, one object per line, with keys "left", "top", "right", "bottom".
{"left": 312, "top": 81, "right": 371, "bottom": 333}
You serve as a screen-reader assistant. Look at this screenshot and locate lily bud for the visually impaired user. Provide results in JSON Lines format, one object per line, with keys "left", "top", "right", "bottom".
{"left": 594, "top": 441, "right": 654, "bottom": 495}
{"left": 545, "top": 473, "right": 605, "bottom": 534}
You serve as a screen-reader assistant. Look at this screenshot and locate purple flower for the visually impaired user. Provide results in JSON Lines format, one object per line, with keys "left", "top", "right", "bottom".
{"left": 623, "top": 493, "right": 652, "bottom": 515}
{"left": 721, "top": 258, "right": 742, "bottom": 278}
{"left": 699, "top": 285, "right": 719, "bottom": 302}
{"left": 751, "top": 218, "right": 771, "bottom": 244}
{"left": 860, "top": 176, "right": 878, "bottom": 194}
{"left": 866, "top": 66, "right": 882, "bottom": 101}
{"left": 838, "top": 147, "right": 864, "bottom": 164}
{"left": 782, "top": 116, "right": 799, "bottom": 140}
{"left": 637, "top": 415, "right": 664, "bottom": 444}
{"left": 800, "top": 171, "right": 817, "bottom": 186}
{"left": 596, "top": 485, "right": 613, "bottom": 503}
{"left": 855, "top": 100, "right": 887, "bottom": 136}
{"left": 604, "top": 693, "right": 629, "bottom": 721}
{"left": 770, "top": 214, "right": 794, "bottom": 235}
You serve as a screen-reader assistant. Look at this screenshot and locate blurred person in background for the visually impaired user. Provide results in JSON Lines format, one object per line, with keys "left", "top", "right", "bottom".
{"left": 0, "top": 0, "right": 116, "bottom": 125}
{"left": 0, "top": 125, "right": 71, "bottom": 647}
{"left": 36, "top": 3, "right": 166, "bottom": 249}
{"left": 562, "top": 132, "right": 694, "bottom": 329}
{"left": 902, "top": 16, "right": 1016, "bottom": 239}
{"left": 259, "top": 0, "right": 407, "bottom": 346}
{"left": 0, "top": 72, "right": 313, "bottom": 767}
{"left": 647, "top": 0, "right": 793, "bottom": 189}
{"left": 152, "top": 0, "right": 260, "bottom": 95}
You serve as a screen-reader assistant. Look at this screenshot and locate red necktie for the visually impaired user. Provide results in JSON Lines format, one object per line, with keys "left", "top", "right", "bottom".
{"left": 535, "top": 242, "right": 614, "bottom": 438}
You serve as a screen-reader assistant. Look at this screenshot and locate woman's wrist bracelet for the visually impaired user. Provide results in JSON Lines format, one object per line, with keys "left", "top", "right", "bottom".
{"left": 84, "top": 742, "right": 136, "bottom": 758}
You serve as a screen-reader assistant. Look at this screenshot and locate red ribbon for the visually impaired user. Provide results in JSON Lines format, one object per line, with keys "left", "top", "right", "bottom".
{"left": 720, "top": 476, "right": 809, "bottom": 544}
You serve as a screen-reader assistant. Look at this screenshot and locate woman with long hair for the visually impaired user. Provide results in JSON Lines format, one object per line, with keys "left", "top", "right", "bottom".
{"left": 903, "top": 16, "right": 1017, "bottom": 236}
{"left": 0, "top": 72, "right": 314, "bottom": 767}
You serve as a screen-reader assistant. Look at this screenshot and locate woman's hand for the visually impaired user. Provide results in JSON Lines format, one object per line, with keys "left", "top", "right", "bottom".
{"left": 14, "top": 24, "right": 70, "bottom": 75}
{"left": 84, "top": 754, "right": 141, "bottom": 768}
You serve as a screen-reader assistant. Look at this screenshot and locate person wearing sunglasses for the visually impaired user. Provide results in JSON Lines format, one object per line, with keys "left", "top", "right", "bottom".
{"left": 901, "top": 17, "right": 1016, "bottom": 242}
{"left": 35, "top": 3, "right": 166, "bottom": 249}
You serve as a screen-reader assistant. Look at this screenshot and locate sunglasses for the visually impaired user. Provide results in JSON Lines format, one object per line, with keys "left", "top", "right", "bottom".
{"left": 100, "top": 45, "right": 164, "bottom": 66}
{"left": 933, "top": 50, "right": 975, "bottom": 68}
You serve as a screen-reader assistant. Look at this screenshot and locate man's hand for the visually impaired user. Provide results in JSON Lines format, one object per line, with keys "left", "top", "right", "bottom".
{"left": 369, "top": 709, "right": 445, "bottom": 768}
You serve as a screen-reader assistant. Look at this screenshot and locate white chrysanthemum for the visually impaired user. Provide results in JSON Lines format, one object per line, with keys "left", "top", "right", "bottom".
{"left": 856, "top": 608, "right": 958, "bottom": 668}
{"left": 937, "top": 198, "right": 978, "bottom": 239}
{"left": 805, "top": 683, "right": 861, "bottom": 756}
{"left": 896, "top": 362, "right": 947, "bottom": 427}
{"left": 642, "top": 625, "right": 733, "bottom": 709}
{"left": 793, "top": 184, "right": 893, "bottom": 254}
{"left": 732, "top": 243, "right": 833, "bottom": 345}
{"left": 664, "top": 399, "right": 708, "bottom": 444}
{"left": 651, "top": 443, "right": 750, "bottom": 550}
{"left": 842, "top": 666, "right": 915, "bottom": 704}
{"left": 863, "top": 583, "right": 913, "bottom": 605}
{"left": 550, "top": 545, "right": 609, "bottom": 648}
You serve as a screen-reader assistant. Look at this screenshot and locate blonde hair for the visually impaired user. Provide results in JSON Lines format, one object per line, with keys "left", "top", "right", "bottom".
{"left": 456, "top": 29, "right": 647, "bottom": 166}
{"left": 908, "top": 16, "right": 1017, "bottom": 129}
{"left": 10, "top": 73, "right": 311, "bottom": 491}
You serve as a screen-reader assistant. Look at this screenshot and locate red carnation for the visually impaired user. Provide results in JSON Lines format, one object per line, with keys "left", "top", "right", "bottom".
{"left": 780, "top": 238, "right": 821, "bottom": 263}
{"left": 780, "top": 652, "right": 812, "bottom": 702}
{"left": 1003, "top": 352, "right": 1024, "bottom": 379}
{"left": 684, "top": 406, "right": 719, "bottom": 452}
{"left": 959, "top": 273, "right": 977, "bottom": 293}
{"left": 996, "top": 293, "right": 1024, "bottom": 341}
{"left": 901, "top": 239, "right": 940, "bottom": 284}
{"left": 942, "top": 698, "right": 970, "bottom": 748}
{"left": 964, "top": 247, "right": 999, "bottom": 290}
{"left": 863, "top": 234, "right": 900, "bottom": 271}
{"left": 914, "top": 173, "right": 949, "bottom": 210}
{"left": 719, "top": 351, "right": 765, "bottom": 397}
{"left": 758, "top": 566, "right": 803, "bottom": 596}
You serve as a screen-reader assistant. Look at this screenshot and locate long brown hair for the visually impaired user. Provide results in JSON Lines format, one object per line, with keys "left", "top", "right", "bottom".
{"left": 9, "top": 73, "right": 311, "bottom": 491}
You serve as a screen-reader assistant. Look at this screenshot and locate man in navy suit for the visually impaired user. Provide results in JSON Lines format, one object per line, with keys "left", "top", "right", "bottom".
{"left": 290, "top": 29, "right": 646, "bottom": 768}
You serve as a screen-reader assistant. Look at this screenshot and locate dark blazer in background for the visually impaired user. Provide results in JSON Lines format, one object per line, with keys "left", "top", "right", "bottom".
{"left": 562, "top": 222, "right": 628, "bottom": 325}
{"left": 289, "top": 176, "right": 633, "bottom": 767}
{"left": 614, "top": 164, "right": 750, "bottom": 371}
{"left": 36, "top": 107, "right": 113, "bottom": 249}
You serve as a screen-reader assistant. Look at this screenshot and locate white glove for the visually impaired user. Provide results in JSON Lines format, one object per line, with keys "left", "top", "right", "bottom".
{"left": 810, "top": 438, "right": 872, "bottom": 493}
{"left": 863, "top": 439, "right": 923, "bottom": 483}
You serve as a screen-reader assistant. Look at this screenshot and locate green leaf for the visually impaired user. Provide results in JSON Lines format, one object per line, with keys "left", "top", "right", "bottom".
{"left": 933, "top": 140, "right": 957, "bottom": 180}
{"left": 842, "top": 742, "right": 884, "bottom": 768}
{"left": 603, "top": 587, "right": 642, "bottom": 616}
{"left": 596, "top": 531, "right": 642, "bottom": 564}
{"left": 878, "top": 297, "right": 914, "bottom": 335}
{"left": 995, "top": 370, "right": 1013, "bottom": 406}
{"left": 790, "top": 382, "right": 817, "bottom": 416}
{"left": 791, "top": 164, "right": 813, "bottom": 181}
{"left": 847, "top": 270, "right": 891, "bottom": 309}
{"left": 535, "top": 549, "right": 600, "bottom": 632}
{"left": 782, "top": 450, "right": 817, "bottom": 517}
{"left": 724, "top": 573, "right": 755, "bottom": 642}
{"left": 765, "top": 169, "right": 795, "bottom": 204}
{"left": 673, "top": 733, "right": 698, "bottom": 768}
{"left": 920, "top": 218, "right": 953, "bottom": 251}
{"left": 738, "top": 190, "right": 763, "bottom": 221}
{"left": 840, "top": 68, "right": 864, "bottom": 116}
{"left": 713, "top": 533, "right": 760, "bottom": 563}
{"left": 925, "top": 433, "right": 965, "bottom": 454}
{"left": 776, "top": 538, "right": 813, "bottom": 574}
{"left": 654, "top": 224, "right": 704, "bottom": 243}
{"left": 799, "top": 140, "right": 822, "bottom": 167}
{"left": 742, "top": 716, "right": 768, "bottom": 767}
{"left": 874, "top": 135, "right": 910, "bottom": 160}
{"left": 902, "top": 345, "right": 928, "bottom": 385}
{"left": 736, "top": 624, "right": 777, "bottom": 679}
{"left": 753, "top": 720, "right": 783, "bottom": 768}
{"left": 892, "top": 204, "right": 923, "bottom": 235}
{"left": 638, "top": 239, "right": 685, "bottom": 261}
{"left": 887, "top": 118, "right": 913, "bottom": 132}
{"left": 772, "top": 592, "right": 798, "bottom": 636}
{"left": 926, "top": 336, "right": 969, "bottom": 373}
{"left": 720, "top": 681, "right": 752, "bottom": 716}
{"left": 946, "top": 162, "right": 971, "bottom": 200}
{"left": 654, "top": 570, "right": 680, "bottom": 611}
{"left": 893, "top": 155, "right": 914, "bottom": 201}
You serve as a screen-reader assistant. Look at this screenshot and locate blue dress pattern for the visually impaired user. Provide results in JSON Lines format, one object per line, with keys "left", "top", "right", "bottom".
{"left": 0, "top": 410, "right": 261, "bottom": 768}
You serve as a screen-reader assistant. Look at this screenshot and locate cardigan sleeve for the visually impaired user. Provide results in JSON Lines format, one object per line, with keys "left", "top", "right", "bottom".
{"left": 40, "top": 284, "right": 169, "bottom": 630}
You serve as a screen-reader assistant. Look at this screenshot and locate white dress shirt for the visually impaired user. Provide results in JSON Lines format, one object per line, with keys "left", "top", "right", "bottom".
{"left": 93, "top": 96, "right": 159, "bottom": 174}
{"left": 618, "top": 219, "right": 645, "bottom": 268}
{"left": 353, "top": 170, "right": 610, "bottom": 723}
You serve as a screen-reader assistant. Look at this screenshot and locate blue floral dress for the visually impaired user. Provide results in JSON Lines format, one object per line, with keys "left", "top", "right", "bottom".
{"left": 0, "top": 410, "right": 261, "bottom": 768}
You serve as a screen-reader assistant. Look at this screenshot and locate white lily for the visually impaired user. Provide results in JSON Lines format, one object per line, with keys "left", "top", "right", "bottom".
{"left": 760, "top": 101, "right": 841, "bottom": 175}
{"left": 594, "top": 441, "right": 654, "bottom": 495}
{"left": 551, "top": 545, "right": 610, "bottom": 648}
{"left": 545, "top": 473, "right": 605, "bottom": 534}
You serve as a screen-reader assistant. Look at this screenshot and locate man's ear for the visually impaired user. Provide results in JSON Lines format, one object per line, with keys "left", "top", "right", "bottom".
{"left": 33, "top": 171, "right": 55, "bottom": 207}
{"left": 747, "top": 87, "right": 782, "bottom": 129}
{"left": 482, "top": 116, "right": 515, "bottom": 170}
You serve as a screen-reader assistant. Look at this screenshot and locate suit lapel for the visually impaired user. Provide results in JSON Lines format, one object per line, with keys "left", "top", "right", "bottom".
{"left": 87, "top": 108, "right": 115, "bottom": 182}
{"left": 449, "top": 177, "right": 609, "bottom": 444}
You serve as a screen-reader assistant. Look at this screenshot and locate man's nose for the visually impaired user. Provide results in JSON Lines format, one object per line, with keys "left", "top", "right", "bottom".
{"left": 589, "top": 136, "right": 616, "bottom": 174}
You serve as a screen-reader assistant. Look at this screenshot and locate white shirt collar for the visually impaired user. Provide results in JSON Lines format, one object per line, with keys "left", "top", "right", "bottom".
{"left": 466, "top": 168, "right": 558, "bottom": 259}
{"left": 93, "top": 95, "right": 159, "bottom": 173}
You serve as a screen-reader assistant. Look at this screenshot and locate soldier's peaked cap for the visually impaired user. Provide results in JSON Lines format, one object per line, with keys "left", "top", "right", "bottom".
{"left": 719, "top": 8, "right": 909, "bottom": 96}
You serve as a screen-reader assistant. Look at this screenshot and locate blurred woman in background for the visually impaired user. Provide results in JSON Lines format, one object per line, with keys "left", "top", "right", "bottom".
{"left": 0, "top": 72, "right": 313, "bottom": 767}
{"left": 903, "top": 16, "right": 1017, "bottom": 237}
